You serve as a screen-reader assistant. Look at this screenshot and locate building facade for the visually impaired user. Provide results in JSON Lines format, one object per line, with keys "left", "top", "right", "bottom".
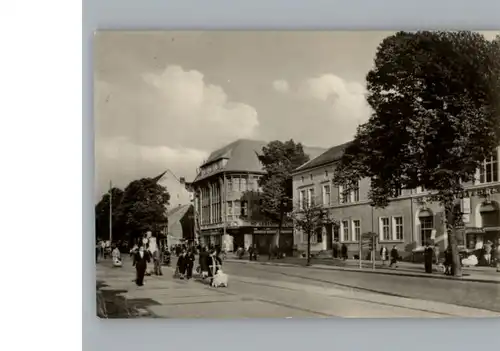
{"left": 292, "top": 143, "right": 500, "bottom": 260}
{"left": 190, "top": 139, "right": 326, "bottom": 254}
{"left": 155, "top": 170, "right": 194, "bottom": 245}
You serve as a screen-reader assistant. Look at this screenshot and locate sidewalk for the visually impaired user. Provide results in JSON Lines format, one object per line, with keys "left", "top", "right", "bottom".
{"left": 225, "top": 256, "right": 500, "bottom": 284}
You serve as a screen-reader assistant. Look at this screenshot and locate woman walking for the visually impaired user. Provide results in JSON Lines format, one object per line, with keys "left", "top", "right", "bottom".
{"left": 132, "top": 243, "right": 151, "bottom": 286}
{"left": 380, "top": 246, "right": 388, "bottom": 266}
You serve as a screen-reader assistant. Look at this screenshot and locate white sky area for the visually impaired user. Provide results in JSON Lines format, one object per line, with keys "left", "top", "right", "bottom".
{"left": 94, "top": 31, "right": 499, "bottom": 199}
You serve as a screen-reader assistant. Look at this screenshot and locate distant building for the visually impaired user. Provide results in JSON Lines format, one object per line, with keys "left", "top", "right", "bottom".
{"left": 190, "top": 139, "right": 326, "bottom": 254}
{"left": 154, "top": 170, "right": 194, "bottom": 245}
{"left": 292, "top": 143, "right": 500, "bottom": 260}
{"left": 155, "top": 170, "right": 193, "bottom": 209}
{"left": 166, "top": 204, "right": 195, "bottom": 245}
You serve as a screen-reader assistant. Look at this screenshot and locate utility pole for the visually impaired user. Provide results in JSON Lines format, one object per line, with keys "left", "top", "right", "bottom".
{"left": 109, "top": 180, "right": 113, "bottom": 244}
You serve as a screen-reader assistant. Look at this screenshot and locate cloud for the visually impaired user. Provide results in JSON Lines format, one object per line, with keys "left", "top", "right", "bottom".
{"left": 272, "top": 79, "right": 290, "bottom": 93}
{"left": 299, "top": 74, "right": 372, "bottom": 141}
{"left": 95, "top": 65, "right": 260, "bottom": 197}
{"left": 95, "top": 137, "right": 208, "bottom": 197}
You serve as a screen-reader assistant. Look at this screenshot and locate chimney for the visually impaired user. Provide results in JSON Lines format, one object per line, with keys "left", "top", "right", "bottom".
{"left": 180, "top": 177, "right": 185, "bottom": 185}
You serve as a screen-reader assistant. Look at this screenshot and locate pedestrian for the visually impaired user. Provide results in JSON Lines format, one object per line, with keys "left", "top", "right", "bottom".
{"left": 434, "top": 243, "right": 440, "bottom": 265}
{"left": 185, "top": 248, "right": 195, "bottom": 280}
{"left": 252, "top": 244, "right": 259, "bottom": 261}
{"left": 380, "top": 245, "right": 388, "bottom": 266}
{"left": 132, "top": 243, "right": 151, "bottom": 286}
{"left": 112, "top": 244, "right": 122, "bottom": 267}
{"left": 496, "top": 238, "right": 500, "bottom": 272}
{"left": 151, "top": 238, "right": 163, "bottom": 276}
{"left": 389, "top": 245, "right": 399, "bottom": 268}
{"left": 199, "top": 246, "right": 210, "bottom": 278}
{"left": 95, "top": 242, "right": 100, "bottom": 263}
{"left": 248, "top": 245, "right": 254, "bottom": 261}
{"left": 176, "top": 250, "right": 187, "bottom": 279}
{"left": 444, "top": 246, "right": 452, "bottom": 275}
{"left": 424, "top": 243, "right": 433, "bottom": 273}
{"left": 341, "top": 243, "right": 348, "bottom": 260}
{"left": 100, "top": 240, "right": 106, "bottom": 259}
{"left": 484, "top": 240, "right": 493, "bottom": 266}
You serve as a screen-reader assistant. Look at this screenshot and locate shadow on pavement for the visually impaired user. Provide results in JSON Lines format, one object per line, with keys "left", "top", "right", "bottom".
{"left": 96, "top": 280, "right": 161, "bottom": 319}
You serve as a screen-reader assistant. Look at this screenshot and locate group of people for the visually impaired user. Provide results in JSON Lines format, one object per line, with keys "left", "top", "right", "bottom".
{"left": 332, "top": 240, "right": 349, "bottom": 260}
{"left": 175, "top": 246, "right": 223, "bottom": 284}
{"left": 129, "top": 233, "right": 164, "bottom": 286}
{"left": 379, "top": 245, "right": 400, "bottom": 268}
{"left": 175, "top": 247, "right": 196, "bottom": 279}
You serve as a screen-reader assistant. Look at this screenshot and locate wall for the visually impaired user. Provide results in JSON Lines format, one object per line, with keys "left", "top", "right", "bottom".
{"left": 158, "top": 171, "right": 193, "bottom": 210}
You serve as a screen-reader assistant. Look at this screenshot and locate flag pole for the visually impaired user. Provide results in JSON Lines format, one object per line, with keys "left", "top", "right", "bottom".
{"left": 109, "top": 180, "right": 113, "bottom": 244}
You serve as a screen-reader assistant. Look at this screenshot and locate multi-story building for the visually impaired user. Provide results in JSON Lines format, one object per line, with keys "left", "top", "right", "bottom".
{"left": 190, "top": 139, "right": 326, "bottom": 254}
{"left": 154, "top": 170, "right": 194, "bottom": 245}
{"left": 292, "top": 142, "right": 500, "bottom": 260}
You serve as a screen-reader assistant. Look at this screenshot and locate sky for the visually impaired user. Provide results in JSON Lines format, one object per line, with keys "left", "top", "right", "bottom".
{"left": 94, "top": 30, "right": 499, "bottom": 199}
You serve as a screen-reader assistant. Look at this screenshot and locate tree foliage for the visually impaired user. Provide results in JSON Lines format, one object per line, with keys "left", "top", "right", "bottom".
{"left": 333, "top": 31, "right": 500, "bottom": 276}
{"left": 95, "top": 187, "right": 124, "bottom": 241}
{"left": 258, "top": 140, "right": 310, "bottom": 247}
{"left": 289, "top": 199, "right": 338, "bottom": 265}
{"left": 94, "top": 178, "right": 170, "bottom": 244}
{"left": 116, "top": 178, "right": 170, "bottom": 240}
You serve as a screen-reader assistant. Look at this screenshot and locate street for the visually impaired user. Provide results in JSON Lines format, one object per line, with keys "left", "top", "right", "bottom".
{"left": 96, "top": 257, "right": 500, "bottom": 318}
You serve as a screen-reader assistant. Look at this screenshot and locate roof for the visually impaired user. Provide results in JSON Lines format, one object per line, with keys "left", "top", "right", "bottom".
{"left": 294, "top": 141, "right": 353, "bottom": 173}
{"left": 193, "top": 139, "right": 327, "bottom": 183}
{"left": 167, "top": 204, "right": 192, "bottom": 231}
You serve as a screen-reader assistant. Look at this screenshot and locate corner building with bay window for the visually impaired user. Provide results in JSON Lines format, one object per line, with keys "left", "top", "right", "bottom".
{"left": 190, "top": 139, "right": 325, "bottom": 255}
{"left": 292, "top": 142, "right": 500, "bottom": 261}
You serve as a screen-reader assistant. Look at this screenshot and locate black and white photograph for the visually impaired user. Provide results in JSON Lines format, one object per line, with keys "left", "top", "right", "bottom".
{"left": 94, "top": 30, "right": 500, "bottom": 319}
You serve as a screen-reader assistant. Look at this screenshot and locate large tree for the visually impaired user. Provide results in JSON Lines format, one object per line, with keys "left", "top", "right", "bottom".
{"left": 95, "top": 187, "right": 124, "bottom": 241}
{"left": 289, "top": 199, "right": 337, "bottom": 266}
{"left": 115, "top": 177, "right": 170, "bottom": 242}
{"left": 258, "top": 140, "right": 310, "bottom": 252}
{"left": 333, "top": 31, "right": 500, "bottom": 277}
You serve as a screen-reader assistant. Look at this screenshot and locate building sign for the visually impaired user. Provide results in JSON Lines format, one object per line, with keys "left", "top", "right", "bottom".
{"left": 461, "top": 198, "right": 471, "bottom": 214}
{"left": 254, "top": 228, "right": 293, "bottom": 235}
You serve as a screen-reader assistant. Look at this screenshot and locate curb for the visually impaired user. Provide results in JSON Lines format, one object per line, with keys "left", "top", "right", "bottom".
{"left": 225, "top": 259, "right": 500, "bottom": 285}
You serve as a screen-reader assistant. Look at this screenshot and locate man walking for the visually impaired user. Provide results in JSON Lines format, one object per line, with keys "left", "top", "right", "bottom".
{"left": 389, "top": 245, "right": 399, "bottom": 268}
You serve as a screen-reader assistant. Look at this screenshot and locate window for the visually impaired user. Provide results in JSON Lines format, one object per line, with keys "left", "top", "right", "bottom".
{"left": 307, "top": 188, "right": 314, "bottom": 207}
{"left": 339, "top": 185, "right": 349, "bottom": 204}
{"left": 240, "top": 177, "right": 247, "bottom": 191}
{"left": 227, "top": 177, "right": 233, "bottom": 190}
{"left": 351, "top": 182, "right": 360, "bottom": 202}
{"left": 420, "top": 216, "right": 434, "bottom": 245}
{"left": 339, "top": 182, "right": 360, "bottom": 204}
{"left": 479, "top": 152, "right": 499, "bottom": 184}
{"left": 352, "top": 220, "right": 361, "bottom": 242}
{"left": 241, "top": 201, "right": 248, "bottom": 217}
{"left": 325, "top": 170, "right": 329, "bottom": 178}
{"left": 302, "top": 230, "right": 318, "bottom": 243}
{"left": 393, "top": 216, "right": 404, "bottom": 240}
{"left": 316, "top": 227, "right": 323, "bottom": 243}
{"left": 301, "top": 176, "right": 304, "bottom": 183}
{"left": 323, "top": 184, "right": 331, "bottom": 206}
{"left": 299, "top": 190, "right": 306, "bottom": 210}
{"left": 232, "top": 177, "right": 240, "bottom": 191}
{"left": 252, "top": 176, "right": 259, "bottom": 191}
{"left": 310, "top": 174, "right": 313, "bottom": 181}
{"left": 341, "top": 220, "right": 349, "bottom": 242}
{"left": 234, "top": 200, "right": 241, "bottom": 217}
{"left": 380, "top": 217, "right": 391, "bottom": 241}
